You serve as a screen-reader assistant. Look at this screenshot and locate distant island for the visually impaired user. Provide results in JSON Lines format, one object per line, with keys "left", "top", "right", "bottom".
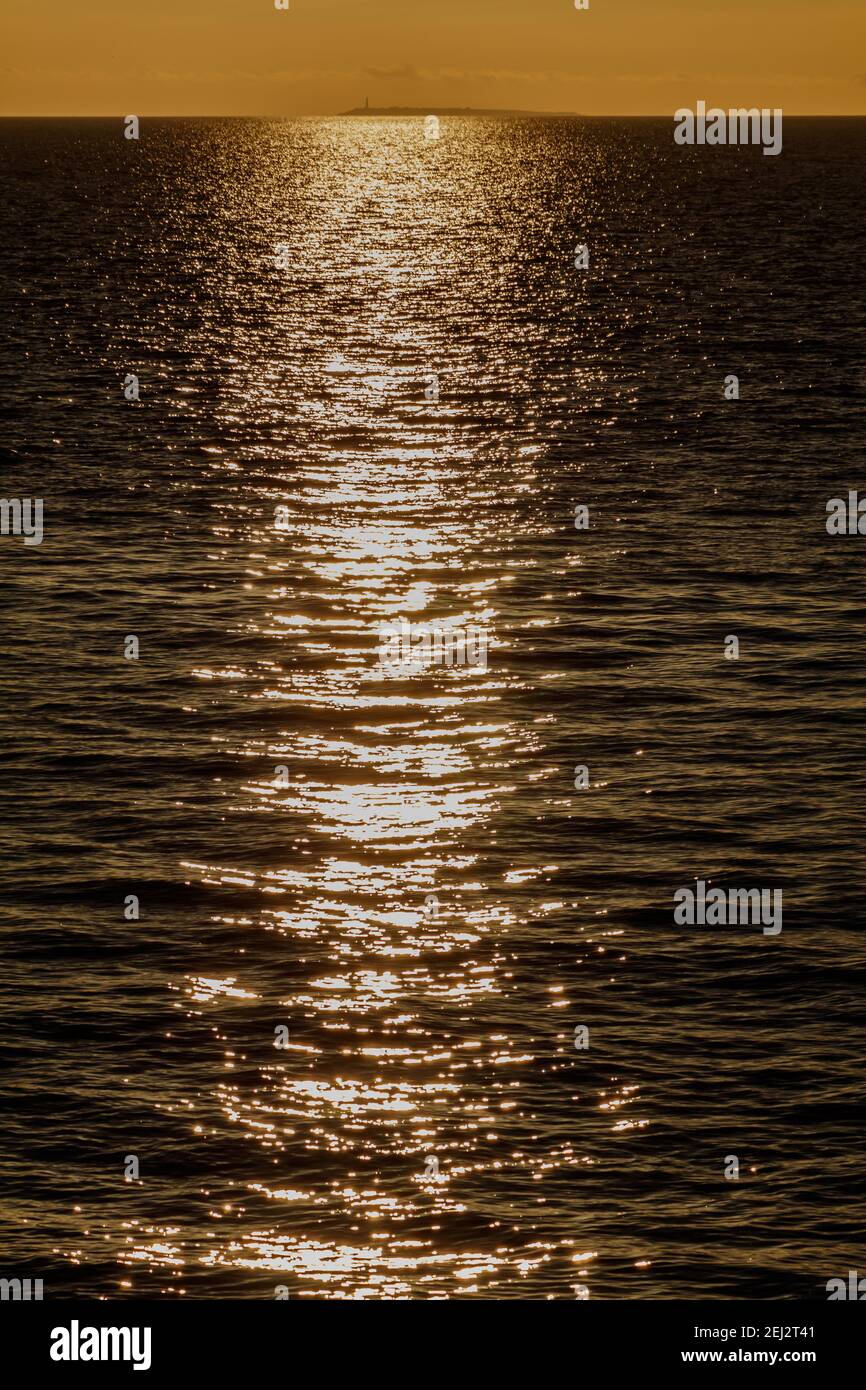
{"left": 340, "top": 105, "right": 578, "bottom": 118}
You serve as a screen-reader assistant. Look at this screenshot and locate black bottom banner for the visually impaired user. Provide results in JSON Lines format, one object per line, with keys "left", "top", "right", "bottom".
{"left": 2, "top": 1297, "right": 861, "bottom": 1377}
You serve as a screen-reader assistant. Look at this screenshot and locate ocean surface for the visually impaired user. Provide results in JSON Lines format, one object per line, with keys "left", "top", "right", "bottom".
{"left": 1, "top": 116, "right": 865, "bottom": 1300}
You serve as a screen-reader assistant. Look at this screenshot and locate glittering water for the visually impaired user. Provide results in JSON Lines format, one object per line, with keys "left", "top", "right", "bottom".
{"left": 1, "top": 117, "right": 865, "bottom": 1299}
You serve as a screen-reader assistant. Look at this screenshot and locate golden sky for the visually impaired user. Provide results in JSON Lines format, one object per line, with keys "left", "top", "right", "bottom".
{"left": 2, "top": 0, "right": 864, "bottom": 116}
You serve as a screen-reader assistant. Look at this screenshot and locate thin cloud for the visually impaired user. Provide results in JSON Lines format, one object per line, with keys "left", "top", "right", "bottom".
{"left": 362, "top": 65, "right": 419, "bottom": 81}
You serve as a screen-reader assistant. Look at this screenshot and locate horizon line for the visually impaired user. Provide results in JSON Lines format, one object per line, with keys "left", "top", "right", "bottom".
{"left": 2, "top": 111, "right": 866, "bottom": 120}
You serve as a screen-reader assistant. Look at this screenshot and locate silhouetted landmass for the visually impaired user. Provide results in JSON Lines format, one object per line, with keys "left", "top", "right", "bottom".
{"left": 340, "top": 106, "right": 579, "bottom": 117}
